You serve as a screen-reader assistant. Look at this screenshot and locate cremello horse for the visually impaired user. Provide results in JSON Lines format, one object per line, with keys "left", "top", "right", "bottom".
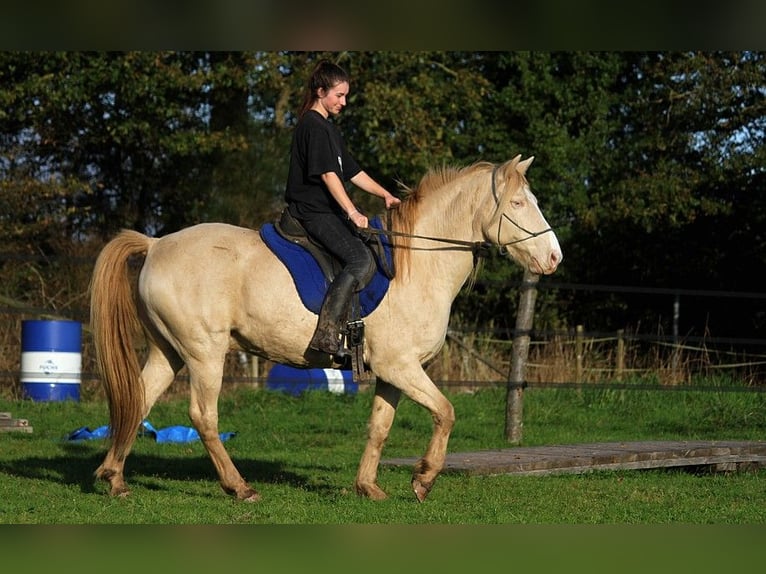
{"left": 90, "top": 155, "right": 562, "bottom": 502}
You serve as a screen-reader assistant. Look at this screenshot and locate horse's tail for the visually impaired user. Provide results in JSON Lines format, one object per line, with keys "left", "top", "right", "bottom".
{"left": 89, "top": 229, "right": 154, "bottom": 456}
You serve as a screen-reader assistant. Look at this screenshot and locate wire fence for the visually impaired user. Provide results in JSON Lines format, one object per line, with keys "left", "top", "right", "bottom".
{"left": 2, "top": 248, "right": 766, "bottom": 396}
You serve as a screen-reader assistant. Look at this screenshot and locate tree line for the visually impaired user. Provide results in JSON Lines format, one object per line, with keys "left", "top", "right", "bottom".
{"left": 1, "top": 51, "right": 764, "bottom": 342}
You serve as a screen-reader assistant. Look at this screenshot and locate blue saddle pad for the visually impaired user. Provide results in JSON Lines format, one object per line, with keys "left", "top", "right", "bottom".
{"left": 260, "top": 216, "right": 393, "bottom": 316}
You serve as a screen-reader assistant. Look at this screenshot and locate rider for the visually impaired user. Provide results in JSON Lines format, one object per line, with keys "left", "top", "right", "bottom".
{"left": 285, "top": 59, "right": 401, "bottom": 356}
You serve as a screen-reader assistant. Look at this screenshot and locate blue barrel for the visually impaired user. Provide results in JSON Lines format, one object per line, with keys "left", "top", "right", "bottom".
{"left": 20, "top": 320, "right": 82, "bottom": 402}
{"left": 266, "top": 364, "right": 357, "bottom": 396}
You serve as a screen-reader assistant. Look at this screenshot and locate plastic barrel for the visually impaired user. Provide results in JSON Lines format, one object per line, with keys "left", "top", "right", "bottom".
{"left": 266, "top": 364, "right": 357, "bottom": 396}
{"left": 20, "top": 320, "right": 82, "bottom": 401}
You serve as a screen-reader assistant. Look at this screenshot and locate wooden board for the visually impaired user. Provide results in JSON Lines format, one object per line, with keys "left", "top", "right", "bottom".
{"left": 0, "top": 412, "right": 33, "bottom": 433}
{"left": 381, "top": 440, "right": 766, "bottom": 476}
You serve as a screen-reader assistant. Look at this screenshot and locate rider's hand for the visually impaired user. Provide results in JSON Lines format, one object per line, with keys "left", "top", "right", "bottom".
{"left": 349, "top": 210, "right": 369, "bottom": 229}
{"left": 384, "top": 193, "right": 401, "bottom": 210}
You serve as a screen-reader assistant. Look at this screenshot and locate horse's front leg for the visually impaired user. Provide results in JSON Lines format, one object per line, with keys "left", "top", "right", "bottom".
{"left": 395, "top": 369, "right": 455, "bottom": 502}
{"left": 411, "top": 391, "right": 455, "bottom": 502}
{"left": 355, "top": 380, "right": 401, "bottom": 500}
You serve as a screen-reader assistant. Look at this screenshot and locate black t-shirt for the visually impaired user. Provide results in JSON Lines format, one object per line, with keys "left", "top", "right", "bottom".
{"left": 285, "top": 110, "right": 361, "bottom": 219}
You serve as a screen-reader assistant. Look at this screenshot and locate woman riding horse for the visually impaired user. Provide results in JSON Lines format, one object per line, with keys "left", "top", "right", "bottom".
{"left": 285, "top": 59, "right": 401, "bottom": 356}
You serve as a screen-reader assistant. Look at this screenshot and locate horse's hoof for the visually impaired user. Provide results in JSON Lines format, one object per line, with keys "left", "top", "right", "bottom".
{"left": 355, "top": 482, "right": 388, "bottom": 501}
{"left": 236, "top": 487, "right": 262, "bottom": 502}
{"left": 242, "top": 491, "right": 262, "bottom": 503}
{"left": 412, "top": 478, "right": 434, "bottom": 502}
{"left": 111, "top": 485, "right": 131, "bottom": 498}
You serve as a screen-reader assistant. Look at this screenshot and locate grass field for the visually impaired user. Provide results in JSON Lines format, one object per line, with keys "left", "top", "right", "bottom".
{"left": 1, "top": 383, "right": 764, "bottom": 524}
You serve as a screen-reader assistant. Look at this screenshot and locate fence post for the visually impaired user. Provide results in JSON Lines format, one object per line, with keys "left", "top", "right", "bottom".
{"left": 575, "top": 324, "right": 584, "bottom": 384}
{"left": 616, "top": 328, "right": 625, "bottom": 381}
{"left": 250, "top": 355, "right": 260, "bottom": 388}
{"left": 672, "top": 293, "right": 680, "bottom": 374}
{"left": 505, "top": 270, "right": 539, "bottom": 444}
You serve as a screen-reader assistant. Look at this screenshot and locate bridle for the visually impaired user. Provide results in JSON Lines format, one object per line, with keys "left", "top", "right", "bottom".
{"left": 362, "top": 164, "right": 553, "bottom": 259}
{"left": 489, "top": 164, "right": 554, "bottom": 255}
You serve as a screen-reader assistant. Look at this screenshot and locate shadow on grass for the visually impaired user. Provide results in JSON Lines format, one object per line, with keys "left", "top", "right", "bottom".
{"left": 0, "top": 441, "right": 345, "bottom": 498}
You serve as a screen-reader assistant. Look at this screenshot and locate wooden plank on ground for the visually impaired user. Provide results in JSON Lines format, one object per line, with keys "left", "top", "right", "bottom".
{"left": 381, "top": 440, "right": 766, "bottom": 476}
{"left": 0, "top": 412, "right": 33, "bottom": 433}
{"left": 0, "top": 418, "right": 27, "bottom": 426}
{"left": 0, "top": 426, "right": 34, "bottom": 434}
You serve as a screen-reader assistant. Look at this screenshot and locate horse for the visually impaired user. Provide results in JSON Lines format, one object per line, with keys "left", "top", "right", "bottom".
{"left": 89, "top": 155, "right": 562, "bottom": 503}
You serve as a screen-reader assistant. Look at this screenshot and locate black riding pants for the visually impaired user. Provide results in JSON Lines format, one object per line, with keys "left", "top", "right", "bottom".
{"left": 297, "top": 211, "right": 376, "bottom": 289}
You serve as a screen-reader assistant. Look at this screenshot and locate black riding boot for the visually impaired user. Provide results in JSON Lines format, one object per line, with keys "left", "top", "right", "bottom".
{"left": 308, "top": 272, "right": 359, "bottom": 355}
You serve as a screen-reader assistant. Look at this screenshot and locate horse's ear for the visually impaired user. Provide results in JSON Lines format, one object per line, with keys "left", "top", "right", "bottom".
{"left": 516, "top": 156, "right": 534, "bottom": 176}
{"left": 509, "top": 154, "right": 522, "bottom": 168}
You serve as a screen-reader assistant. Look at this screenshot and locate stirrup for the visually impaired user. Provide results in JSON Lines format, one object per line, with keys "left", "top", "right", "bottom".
{"left": 341, "top": 319, "right": 373, "bottom": 383}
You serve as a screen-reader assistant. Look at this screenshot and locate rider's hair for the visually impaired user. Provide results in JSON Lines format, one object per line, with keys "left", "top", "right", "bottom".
{"left": 299, "top": 59, "right": 350, "bottom": 117}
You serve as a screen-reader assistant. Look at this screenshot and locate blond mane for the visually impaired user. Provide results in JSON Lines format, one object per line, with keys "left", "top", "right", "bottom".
{"left": 390, "top": 162, "right": 494, "bottom": 278}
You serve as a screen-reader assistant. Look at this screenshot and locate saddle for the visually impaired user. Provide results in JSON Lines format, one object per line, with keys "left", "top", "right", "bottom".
{"left": 261, "top": 209, "right": 395, "bottom": 382}
{"left": 273, "top": 208, "right": 395, "bottom": 284}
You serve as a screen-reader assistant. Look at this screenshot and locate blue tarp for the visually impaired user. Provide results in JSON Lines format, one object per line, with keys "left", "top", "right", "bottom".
{"left": 67, "top": 420, "right": 235, "bottom": 443}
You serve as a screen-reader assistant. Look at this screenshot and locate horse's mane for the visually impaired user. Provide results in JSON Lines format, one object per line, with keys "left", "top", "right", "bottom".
{"left": 390, "top": 161, "right": 493, "bottom": 279}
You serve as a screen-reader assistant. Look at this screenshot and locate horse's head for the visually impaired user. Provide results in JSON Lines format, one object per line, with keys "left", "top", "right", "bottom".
{"left": 482, "top": 155, "right": 562, "bottom": 275}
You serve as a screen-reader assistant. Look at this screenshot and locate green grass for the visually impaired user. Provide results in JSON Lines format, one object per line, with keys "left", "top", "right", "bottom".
{"left": 1, "top": 384, "right": 764, "bottom": 524}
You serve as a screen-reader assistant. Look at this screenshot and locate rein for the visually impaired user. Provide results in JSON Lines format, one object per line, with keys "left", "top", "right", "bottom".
{"left": 362, "top": 164, "right": 553, "bottom": 258}
{"left": 361, "top": 216, "right": 492, "bottom": 259}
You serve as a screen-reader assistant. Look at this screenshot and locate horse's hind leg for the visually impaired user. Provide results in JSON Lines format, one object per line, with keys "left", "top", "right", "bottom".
{"left": 96, "top": 344, "right": 179, "bottom": 497}
{"left": 186, "top": 357, "right": 260, "bottom": 502}
{"left": 355, "top": 380, "right": 401, "bottom": 500}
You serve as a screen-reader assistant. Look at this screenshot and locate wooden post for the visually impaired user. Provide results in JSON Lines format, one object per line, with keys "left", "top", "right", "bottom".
{"left": 505, "top": 270, "right": 539, "bottom": 444}
{"left": 616, "top": 328, "right": 625, "bottom": 381}
{"left": 575, "top": 324, "right": 584, "bottom": 384}
{"left": 672, "top": 293, "right": 680, "bottom": 374}
{"left": 250, "top": 355, "right": 260, "bottom": 389}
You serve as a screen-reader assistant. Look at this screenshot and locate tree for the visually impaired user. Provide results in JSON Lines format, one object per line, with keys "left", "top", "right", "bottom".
{"left": 447, "top": 52, "right": 628, "bottom": 334}
{"left": 0, "top": 51, "right": 255, "bottom": 243}
{"left": 566, "top": 52, "right": 766, "bottom": 336}
{"left": 2, "top": 51, "right": 764, "bottom": 340}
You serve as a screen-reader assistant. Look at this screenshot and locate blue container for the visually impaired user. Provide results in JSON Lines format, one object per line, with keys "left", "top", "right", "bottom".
{"left": 20, "top": 320, "right": 82, "bottom": 402}
{"left": 266, "top": 364, "right": 357, "bottom": 396}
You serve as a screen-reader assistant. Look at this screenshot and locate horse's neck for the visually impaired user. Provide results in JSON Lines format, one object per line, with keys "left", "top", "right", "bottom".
{"left": 405, "top": 180, "right": 485, "bottom": 297}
